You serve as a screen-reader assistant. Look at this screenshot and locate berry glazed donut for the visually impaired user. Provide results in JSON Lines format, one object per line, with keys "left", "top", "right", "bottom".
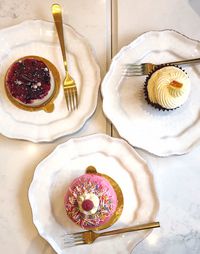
{"left": 64, "top": 167, "right": 123, "bottom": 230}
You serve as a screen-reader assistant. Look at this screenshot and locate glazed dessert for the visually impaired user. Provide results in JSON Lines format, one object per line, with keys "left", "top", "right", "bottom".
{"left": 5, "top": 56, "right": 60, "bottom": 112}
{"left": 144, "top": 65, "right": 191, "bottom": 111}
{"left": 64, "top": 168, "right": 123, "bottom": 230}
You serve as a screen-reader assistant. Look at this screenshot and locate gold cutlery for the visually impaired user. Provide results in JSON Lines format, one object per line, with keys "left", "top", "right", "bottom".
{"left": 52, "top": 4, "right": 78, "bottom": 111}
{"left": 63, "top": 221, "right": 160, "bottom": 247}
{"left": 124, "top": 57, "right": 200, "bottom": 76}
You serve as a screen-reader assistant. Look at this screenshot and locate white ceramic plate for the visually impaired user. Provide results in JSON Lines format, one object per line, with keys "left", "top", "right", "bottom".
{"left": 28, "top": 134, "right": 158, "bottom": 254}
{"left": 101, "top": 30, "right": 200, "bottom": 156}
{"left": 0, "top": 20, "right": 100, "bottom": 142}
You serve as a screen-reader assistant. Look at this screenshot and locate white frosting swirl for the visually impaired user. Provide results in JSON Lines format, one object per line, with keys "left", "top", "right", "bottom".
{"left": 77, "top": 193, "right": 99, "bottom": 215}
{"left": 147, "top": 66, "right": 190, "bottom": 109}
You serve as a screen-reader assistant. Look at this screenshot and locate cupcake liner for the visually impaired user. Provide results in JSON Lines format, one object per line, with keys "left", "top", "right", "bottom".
{"left": 144, "top": 64, "right": 187, "bottom": 111}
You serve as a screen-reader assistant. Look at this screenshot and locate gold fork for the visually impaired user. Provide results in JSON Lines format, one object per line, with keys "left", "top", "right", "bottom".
{"left": 63, "top": 221, "right": 160, "bottom": 248}
{"left": 52, "top": 4, "right": 78, "bottom": 111}
{"left": 124, "top": 57, "right": 200, "bottom": 76}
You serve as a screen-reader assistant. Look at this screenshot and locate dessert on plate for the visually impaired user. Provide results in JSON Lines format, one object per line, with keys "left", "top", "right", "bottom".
{"left": 144, "top": 65, "right": 191, "bottom": 111}
{"left": 64, "top": 166, "right": 123, "bottom": 230}
{"left": 5, "top": 56, "right": 60, "bottom": 112}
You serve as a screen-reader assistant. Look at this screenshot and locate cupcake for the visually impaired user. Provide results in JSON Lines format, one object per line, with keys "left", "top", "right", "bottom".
{"left": 144, "top": 65, "right": 191, "bottom": 111}
{"left": 5, "top": 56, "right": 60, "bottom": 112}
{"left": 64, "top": 166, "right": 123, "bottom": 230}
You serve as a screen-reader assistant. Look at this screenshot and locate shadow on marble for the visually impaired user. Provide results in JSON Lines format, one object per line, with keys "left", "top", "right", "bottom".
{"left": 16, "top": 144, "right": 57, "bottom": 254}
{"left": 26, "top": 235, "right": 56, "bottom": 254}
{"left": 189, "top": 0, "right": 200, "bottom": 17}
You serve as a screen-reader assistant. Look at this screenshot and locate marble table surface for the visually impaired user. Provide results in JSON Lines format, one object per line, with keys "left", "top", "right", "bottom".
{"left": 1, "top": 0, "right": 200, "bottom": 253}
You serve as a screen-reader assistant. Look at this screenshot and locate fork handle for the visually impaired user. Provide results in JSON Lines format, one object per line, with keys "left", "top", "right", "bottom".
{"left": 98, "top": 222, "right": 160, "bottom": 237}
{"left": 167, "top": 57, "right": 200, "bottom": 66}
{"left": 52, "top": 4, "right": 68, "bottom": 72}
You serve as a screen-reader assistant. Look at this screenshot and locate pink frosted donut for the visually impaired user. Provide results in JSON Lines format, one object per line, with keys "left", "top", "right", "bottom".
{"left": 64, "top": 173, "right": 118, "bottom": 229}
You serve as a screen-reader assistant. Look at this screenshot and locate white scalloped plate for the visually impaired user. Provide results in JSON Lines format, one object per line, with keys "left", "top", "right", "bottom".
{"left": 0, "top": 20, "right": 100, "bottom": 142}
{"left": 28, "top": 134, "right": 158, "bottom": 254}
{"left": 101, "top": 30, "right": 200, "bottom": 156}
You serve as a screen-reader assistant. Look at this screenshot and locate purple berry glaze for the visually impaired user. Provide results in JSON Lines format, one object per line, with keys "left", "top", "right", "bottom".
{"left": 6, "top": 58, "right": 51, "bottom": 104}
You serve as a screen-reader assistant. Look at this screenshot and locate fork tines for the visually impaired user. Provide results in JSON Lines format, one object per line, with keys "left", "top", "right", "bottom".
{"left": 123, "top": 64, "right": 146, "bottom": 76}
{"left": 62, "top": 232, "right": 86, "bottom": 248}
{"left": 65, "top": 87, "right": 78, "bottom": 111}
